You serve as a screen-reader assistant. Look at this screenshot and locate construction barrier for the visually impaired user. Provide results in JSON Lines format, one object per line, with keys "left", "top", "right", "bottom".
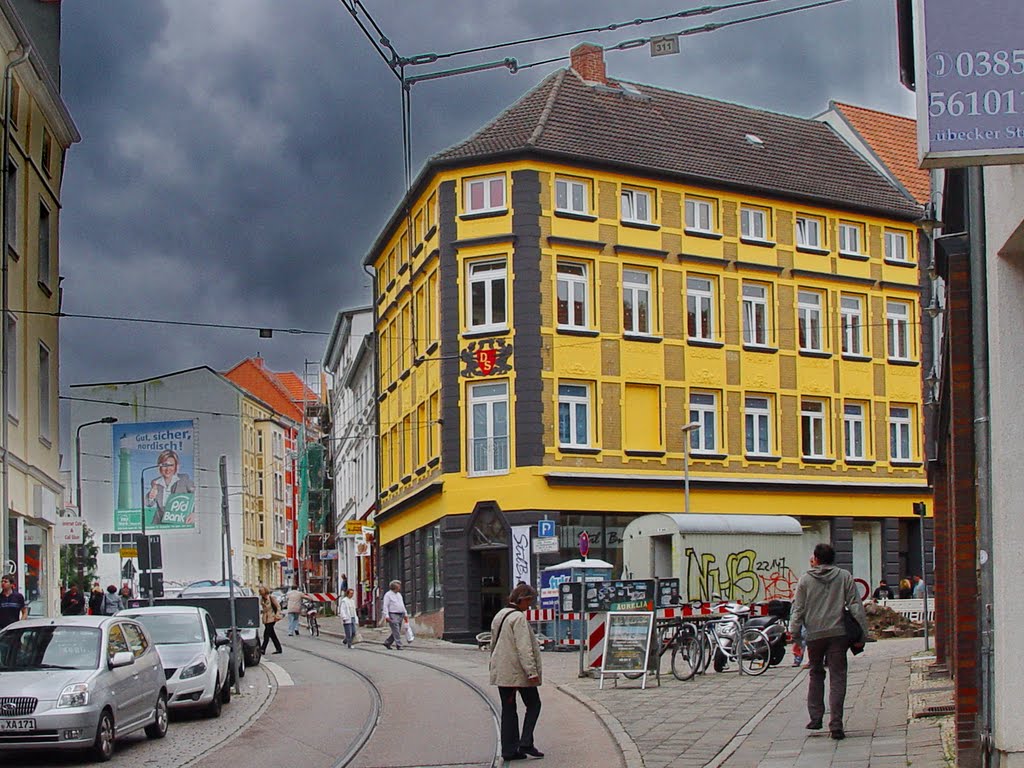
{"left": 304, "top": 592, "right": 339, "bottom": 602}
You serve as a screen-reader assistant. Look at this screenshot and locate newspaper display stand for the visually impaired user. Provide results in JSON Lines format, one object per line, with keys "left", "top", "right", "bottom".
{"left": 599, "top": 611, "right": 656, "bottom": 690}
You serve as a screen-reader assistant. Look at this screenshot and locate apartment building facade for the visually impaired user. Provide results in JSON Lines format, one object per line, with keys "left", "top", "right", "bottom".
{"left": 0, "top": 0, "right": 79, "bottom": 617}
{"left": 367, "top": 45, "right": 929, "bottom": 640}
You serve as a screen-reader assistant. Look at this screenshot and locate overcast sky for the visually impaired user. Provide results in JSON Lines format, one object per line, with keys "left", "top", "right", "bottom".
{"left": 57, "top": 0, "right": 913, "bottom": 417}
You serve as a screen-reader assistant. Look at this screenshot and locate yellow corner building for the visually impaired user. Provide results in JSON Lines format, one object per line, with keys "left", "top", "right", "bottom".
{"left": 364, "top": 45, "right": 929, "bottom": 640}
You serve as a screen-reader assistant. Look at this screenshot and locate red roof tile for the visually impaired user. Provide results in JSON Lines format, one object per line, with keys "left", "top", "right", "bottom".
{"left": 831, "top": 102, "right": 930, "bottom": 204}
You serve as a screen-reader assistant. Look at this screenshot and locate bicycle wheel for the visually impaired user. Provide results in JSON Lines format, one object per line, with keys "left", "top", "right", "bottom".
{"left": 699, "top": 629, "right": 715, "bottom": 673}
{"left": 738, "top": 627, "right": 771, "bottom": 676}
{"left": 670, "top": 634, "right": 701, "bottom": 681}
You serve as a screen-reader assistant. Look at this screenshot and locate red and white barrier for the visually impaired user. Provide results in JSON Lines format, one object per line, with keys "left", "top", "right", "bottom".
{"left": 524, "top": 609, "right": 556, "bottom": 622}
{"left": 657, "top": 602, "right": 770, "bottom": 619}
{"left": 587, "top": 613, "right": 605, "bottom": 668}
{"left": 304, "top": 592, "right": 338, "bottom": 602}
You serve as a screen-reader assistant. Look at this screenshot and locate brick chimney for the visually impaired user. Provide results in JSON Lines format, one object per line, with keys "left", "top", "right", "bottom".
{"left": 570, "top": 43, "right": 607, "bottom": 85}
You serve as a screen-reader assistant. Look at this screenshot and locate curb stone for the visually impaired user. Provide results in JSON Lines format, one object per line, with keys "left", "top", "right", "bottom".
{"left": 181, "top": 663, "right": 277, "bottom": 767}
{"left": 555, "top": 682, "right": 643, "bottom": 768}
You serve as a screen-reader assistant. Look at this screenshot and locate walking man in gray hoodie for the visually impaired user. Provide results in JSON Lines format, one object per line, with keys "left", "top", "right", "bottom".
{"left": 789, "top": 543, "right": 868, "bottom": 740}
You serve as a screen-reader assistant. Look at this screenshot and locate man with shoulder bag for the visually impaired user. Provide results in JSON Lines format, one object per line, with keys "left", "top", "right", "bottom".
{"left": 789, "top": 543, "right": 868, "bottom": 741}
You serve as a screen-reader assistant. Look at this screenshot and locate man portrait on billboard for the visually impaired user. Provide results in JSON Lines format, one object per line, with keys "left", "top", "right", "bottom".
{"left": 146, "top": 449, "right": 195, "bottom": 526}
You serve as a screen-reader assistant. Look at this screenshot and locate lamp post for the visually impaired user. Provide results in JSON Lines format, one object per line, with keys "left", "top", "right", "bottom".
{"left": 681, "top": 421, "right": 701, "bottom": 515}
{"left": 139, "top": 464, "right": 161, "bottom": 606}
{"left": 74, "top": 417, "right": 117, "bottom": 585}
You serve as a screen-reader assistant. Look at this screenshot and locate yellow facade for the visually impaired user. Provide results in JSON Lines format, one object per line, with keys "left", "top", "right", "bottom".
{"left": 1, "top": 24, "right": 80, "bottom": 617}
{"left": 371, "top": 159, "right": 927, "bottom": 547}
{"left": 240, "top": 398, "right": 281, "bottom": 588}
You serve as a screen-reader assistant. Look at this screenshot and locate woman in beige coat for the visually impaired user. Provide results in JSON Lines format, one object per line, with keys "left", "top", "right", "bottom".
{"left": 489, "top": 584, "right": 544, "bottom": 761}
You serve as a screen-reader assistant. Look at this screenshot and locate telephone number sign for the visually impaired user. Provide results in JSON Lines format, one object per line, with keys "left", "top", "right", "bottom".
{"left": 916, "top": 0, "right": 1024, "bottom": 167}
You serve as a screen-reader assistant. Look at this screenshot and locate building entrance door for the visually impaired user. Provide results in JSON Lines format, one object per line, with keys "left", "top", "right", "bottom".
{"left": 479, "top": 549, "right": 508, "bottom": 632}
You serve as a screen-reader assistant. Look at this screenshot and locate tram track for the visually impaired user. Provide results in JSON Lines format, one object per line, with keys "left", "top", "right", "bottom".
{"left": 286, "top": 634, "right": 501, "bottom": 768}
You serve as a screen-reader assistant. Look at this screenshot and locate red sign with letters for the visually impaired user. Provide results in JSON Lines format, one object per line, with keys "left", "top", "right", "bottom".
{"left": 474, "top": 348, "right": 498, "bottom": 375}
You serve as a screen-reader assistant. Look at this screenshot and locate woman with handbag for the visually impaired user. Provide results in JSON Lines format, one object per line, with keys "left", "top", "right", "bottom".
{"left": 488, "top": 584, "right": 544, "bottom": 762}
{"left": 258, "top": 585, "right": 283, "bottom": 654}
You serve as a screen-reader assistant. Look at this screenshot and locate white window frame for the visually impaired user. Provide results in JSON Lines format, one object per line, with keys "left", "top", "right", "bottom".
{"left": 796, "top": 216, "right": 823, "bottom": 249}
{"left": 38, "top": 201, "right": 50, "bottom": 289}
{"left": 686, "top": 276, "right": 715, "bottom": 341}
{"left": 889, "top": 406, "right": 913, "bottom": 462}
{"left": 740, "top": 206, "right": 769, "bottom": 240}
{"left": 558, "top": 383, "right": 591, "bottom": 449}
{"left": 622, "top": 267, "right": 653, "bottom": 335}
{"left": 467, "top": 381, "right": 509, "bottom": 476}
{"left": 798, "top": 290, "right": 824, "bottom": 352}
{"left": 886, "top": 300, "right": 912, "bottom": 361}
{"left": 556, "top": 261, "right": 589, "bottom": 330}
{"left": 466, "top": 258, "right": 507, "bottom": 333}
{"left": 742, "top": 283, "right": 769, "bottom": 346}
{"left": 4, "top": 312, "right": 14, "bottom": 419}
{"left": 685, "top": 197, "right": 714, "bottom": 233}
{"left": 800, "top": 399, "right": 826, "bottom": 459}
{"left": 839, "top": 222, "right": 863, "bottom": 255}
{"left": 555, "top": 177, "right": 589, "bottom": 215}
{"left": 840, "top": 294, "right": 864, "bottom": 356}
{"left": 688, "top": 392, "right": 717, "bottom": 454}
{"left": 885, "top": 231, "right": 910, "bottom": 263}
{"left": 38, "top": 341, "right": 50, "bottom": 442}
{"left": 463, "top": 175, "right": 506, "bottom": 214}
{"left": 620, "top": 188, "right": 652, "bottom": 224}
{"left": 844, "top": 403, "right": 866, "bottom": 461}
{"left": 745, "top": 396, "right": 772, "bottom": 456}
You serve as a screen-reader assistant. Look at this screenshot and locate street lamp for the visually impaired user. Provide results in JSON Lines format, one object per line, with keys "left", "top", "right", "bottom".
{"left": 139, "top": 464, "right": 161, "bottom": 606}
{"left": 74, "top": 417, "right": 117, "bottom": 585}
{"left": 681, "top": 421, "right": 701, "bottom": 515}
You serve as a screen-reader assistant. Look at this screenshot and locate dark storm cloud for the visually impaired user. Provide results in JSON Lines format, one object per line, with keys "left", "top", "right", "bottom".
{"left": 57, "top": 0, "right": 913, "bottom": 404}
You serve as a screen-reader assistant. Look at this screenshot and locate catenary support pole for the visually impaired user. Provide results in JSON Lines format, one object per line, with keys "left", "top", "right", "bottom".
{"left": 221, "top": 456, "right": 240, "bottom": 694}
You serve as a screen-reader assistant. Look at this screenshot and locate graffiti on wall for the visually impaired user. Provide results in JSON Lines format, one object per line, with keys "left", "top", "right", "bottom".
{"left": 684, "top": 548, "right": 799, "bottom": 602}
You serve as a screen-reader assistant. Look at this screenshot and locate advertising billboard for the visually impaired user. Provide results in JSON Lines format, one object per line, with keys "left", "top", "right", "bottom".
{"left": 113, "top": 421, "right": 196, "bottom": 532}
{"left": 916, "top": 0, "right": 1024, "bottom": 167}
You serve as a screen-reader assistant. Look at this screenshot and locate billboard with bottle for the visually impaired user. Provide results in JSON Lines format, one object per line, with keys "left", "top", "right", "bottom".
{"left": 112, "top": 421, "right": 196, "bottom": 531}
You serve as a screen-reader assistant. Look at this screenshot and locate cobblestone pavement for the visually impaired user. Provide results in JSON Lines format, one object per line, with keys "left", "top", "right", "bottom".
{"left": 320, "top": 617, "right": 949, "bottom": 768}
{"left": 5, "top": 664, "right": 275, "bottom": 767}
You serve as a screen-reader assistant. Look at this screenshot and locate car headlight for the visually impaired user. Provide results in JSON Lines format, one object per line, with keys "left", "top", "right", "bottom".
{"left": 179, "top": 659, "right": 208, "bottom": 680}
{"left": 57, "top": 683, "right": 89, "bottom": 708}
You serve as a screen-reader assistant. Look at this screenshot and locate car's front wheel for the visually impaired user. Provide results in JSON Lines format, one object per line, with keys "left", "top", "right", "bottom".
{"left": 90, "top": 709, "right": 115, "bottom": 762}
{"left": 144, "top": 692, "right": 169, "bottom": 739}
{"left": 205, "top": 679, "right": 223, "bottom": 718}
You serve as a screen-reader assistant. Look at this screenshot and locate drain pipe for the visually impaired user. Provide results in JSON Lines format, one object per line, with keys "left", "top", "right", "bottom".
{"left": 967, "top": 167, "right": 995, "bottom": 765}
{"left": 0, "top": 45, "right": 30, "bottom": 584}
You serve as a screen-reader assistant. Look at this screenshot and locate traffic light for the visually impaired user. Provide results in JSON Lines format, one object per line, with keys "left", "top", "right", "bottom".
{"left": 912, "top": 502, "right": 927, "bottom": 517}
{"left": 139, "top": 572, "right": 164, "bottom": 598}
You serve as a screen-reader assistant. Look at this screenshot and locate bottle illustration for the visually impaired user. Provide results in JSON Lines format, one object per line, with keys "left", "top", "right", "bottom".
{"left": 117, "top": 437, "right": 134, "bottom": 512}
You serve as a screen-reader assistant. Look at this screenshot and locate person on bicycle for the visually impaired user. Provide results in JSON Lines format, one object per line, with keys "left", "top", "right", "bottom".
{"left": 789, "top": 543, "right": 868, "bottom": 741}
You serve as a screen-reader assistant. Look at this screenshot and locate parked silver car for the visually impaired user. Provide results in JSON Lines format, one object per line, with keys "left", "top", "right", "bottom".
{"left": 118, "top": 606, "right": 232, "bottom": 717}
{"left": 0, "top": 616, "right": 168, "bottom": 761}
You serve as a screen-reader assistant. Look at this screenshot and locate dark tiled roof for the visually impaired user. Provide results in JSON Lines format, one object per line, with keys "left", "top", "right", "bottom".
{"left": 435, "top": 70, "right": 922, "bottom": 220}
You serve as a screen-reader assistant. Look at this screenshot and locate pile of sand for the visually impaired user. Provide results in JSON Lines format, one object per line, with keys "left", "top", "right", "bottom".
{"left": 864, "top": 601, "right": 923, "bottom": 639}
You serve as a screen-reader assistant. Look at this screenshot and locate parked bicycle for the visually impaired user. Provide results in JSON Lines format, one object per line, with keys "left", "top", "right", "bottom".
{"left": 622, "top": 618, "right": 703, "bottom": 682}
{"left": 686, "top": 610, "right": 771, "bottom": 676}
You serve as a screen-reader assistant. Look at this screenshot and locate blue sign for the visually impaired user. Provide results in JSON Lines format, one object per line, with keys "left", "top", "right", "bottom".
{"left": 537, "top": 519, "right": 556, "bottom": 538}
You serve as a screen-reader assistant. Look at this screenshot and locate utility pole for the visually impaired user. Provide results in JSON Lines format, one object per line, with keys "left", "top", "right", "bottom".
{"left": 221, "top": 456, "right": 240, "bottom": 694}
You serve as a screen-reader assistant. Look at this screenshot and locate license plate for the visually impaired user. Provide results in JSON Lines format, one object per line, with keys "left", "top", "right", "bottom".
{"left": 0, "top": 718, "right": 35, "bottom": 732}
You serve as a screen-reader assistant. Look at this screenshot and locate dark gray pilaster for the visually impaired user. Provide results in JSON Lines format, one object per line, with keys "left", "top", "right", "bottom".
{"left": 439, "top": 181, "right": 461, "bottom": 472}
{"left": 882, "top": 517, "right": 902, "bottom": 585}
{"left": 832, "top": 517, "right": 854, "bottom": 573}
{"left": 511, "top": 170, "right": 545, "bottom": 467}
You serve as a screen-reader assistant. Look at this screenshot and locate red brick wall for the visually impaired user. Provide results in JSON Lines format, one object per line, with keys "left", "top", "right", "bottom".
{"left": 570, "top": 43, "right": 607, "bottom": 84}
{"left": 935, "top": 250, "right": 981, "bottom": 767}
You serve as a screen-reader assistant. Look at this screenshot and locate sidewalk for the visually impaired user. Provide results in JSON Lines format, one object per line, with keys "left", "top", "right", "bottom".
{"left": 314, "top": 616, "right": 951, "bottom": 767}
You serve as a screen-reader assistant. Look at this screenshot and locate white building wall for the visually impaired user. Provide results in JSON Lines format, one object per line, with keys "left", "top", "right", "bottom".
{"left": 324, "top": 309, "right": 375, "bottom": 597}
{"left": 983, "top": 164, "right": 1024, "bottom": 765}
{"left": 70, "top": 368, "right": 246, "bottom": 594}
